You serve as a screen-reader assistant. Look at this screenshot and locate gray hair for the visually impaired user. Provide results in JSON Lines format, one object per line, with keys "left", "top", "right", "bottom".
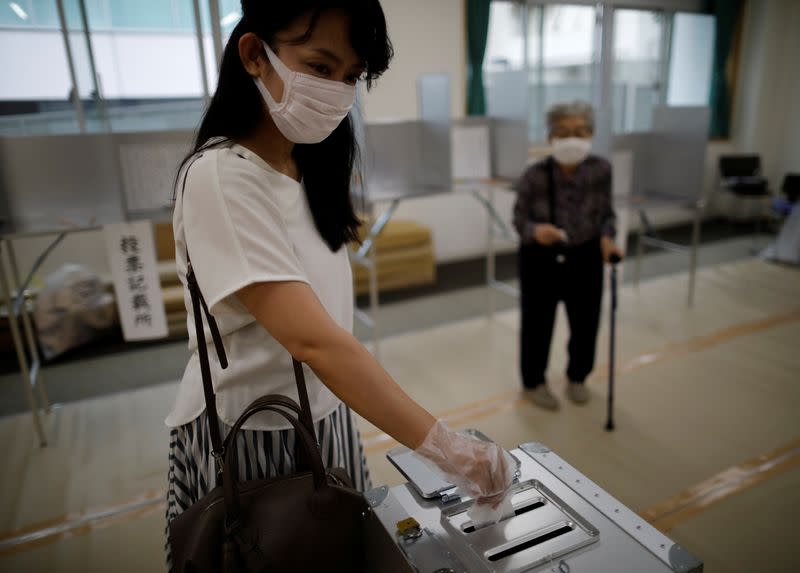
{"left": 546, "top": 100, "right": 595, "bottom": 133}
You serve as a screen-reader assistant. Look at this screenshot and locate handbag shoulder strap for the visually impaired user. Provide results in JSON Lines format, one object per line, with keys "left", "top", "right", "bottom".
{"left": 179, "top": 152, "right": 226, "bottom": 470}
{"left": 292, "top": 360, "right": 316, "bottom": 437}
{"left": 179, "top": 150, "right": 318, "bottom": 473}
{"left": 185, "top": 266, "right": 227, "bottom": 472}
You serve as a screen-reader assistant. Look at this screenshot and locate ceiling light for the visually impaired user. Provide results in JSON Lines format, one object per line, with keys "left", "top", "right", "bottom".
{"left": 9, "top": 2, "right": 28, "bottom": 20}
{"left": 220, "top": 10, "right": 241, "bottom": 27}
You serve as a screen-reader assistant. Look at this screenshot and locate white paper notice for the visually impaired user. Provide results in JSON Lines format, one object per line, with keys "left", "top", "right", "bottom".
{"left": 451, "top": 124, "right": 492, "bottom": 180}
{"left": 103, "top": 221, "right": 168, "bottom": 341}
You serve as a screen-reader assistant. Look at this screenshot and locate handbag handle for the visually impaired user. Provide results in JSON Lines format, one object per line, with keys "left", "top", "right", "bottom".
{"left": 220, "top": 394, "right": 306, "bottom": 456}
{"left": 222, "top": 398, "right": 329, "bottom": 528}
{"left": 221, "top": 394, "right": 304, "bottom": 450}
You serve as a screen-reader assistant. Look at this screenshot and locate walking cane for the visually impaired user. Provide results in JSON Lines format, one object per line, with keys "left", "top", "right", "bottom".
{"left": 605, "top": 253, "right": 622, "bottom": 432}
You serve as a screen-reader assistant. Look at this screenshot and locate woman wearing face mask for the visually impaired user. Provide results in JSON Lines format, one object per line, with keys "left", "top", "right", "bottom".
{"left": 165, "top": 1, "right": 514, "bottom": 567}
{"left": 513, "top": 101, "right": 624, "bottom": 411}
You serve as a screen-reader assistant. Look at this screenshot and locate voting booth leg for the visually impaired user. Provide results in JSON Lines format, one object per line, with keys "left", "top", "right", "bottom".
{"left": 634, "top": 221, "right": 644, "bottom": 289}
{"left": 688, "top": 201, "right": 703, "bottom": 307}
{"left": 485, "top": 185, "right": 496, "bottom": 320}
{"left": 0, "top": 240, "right": 48, "bottom": 447}
{"left": 7, "top": 240, "right": 50, "bottom": 413}
{"left": 749, "top": 196, "right": 771, "bottom": 255}
{"left": 368, "top": 244, "right": 381, "bottom": 362}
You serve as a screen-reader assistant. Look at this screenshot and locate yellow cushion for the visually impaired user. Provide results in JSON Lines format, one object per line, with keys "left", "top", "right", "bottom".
{"left": 154, "top": 222, "right": 176, "bottom": 261}
{"left": 161, "top": 285, "right": 185, "bottom": 314}
{"left": 353, "top": 219, "right": 432, "bottom": 253}
{"left": 352, "top": 243, "right": 436, "bottom": 295}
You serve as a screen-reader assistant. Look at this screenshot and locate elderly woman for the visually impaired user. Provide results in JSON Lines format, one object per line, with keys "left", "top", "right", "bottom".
{"left": 513, "top": 101, "right": 624, "bottom": 411}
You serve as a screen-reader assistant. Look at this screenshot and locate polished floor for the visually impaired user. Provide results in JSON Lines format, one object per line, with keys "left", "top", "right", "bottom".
{"left": 0, "top": 252, "right": 798, "bottom": 572}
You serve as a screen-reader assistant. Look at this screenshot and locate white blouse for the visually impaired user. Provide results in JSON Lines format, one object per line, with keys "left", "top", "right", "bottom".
{"left": 165, "top": 142, "right": 353, "bottom": 431}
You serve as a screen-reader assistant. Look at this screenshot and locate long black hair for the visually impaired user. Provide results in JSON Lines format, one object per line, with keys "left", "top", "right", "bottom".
{"left": 178, "top": 0, "right": 392, "bottom": 252}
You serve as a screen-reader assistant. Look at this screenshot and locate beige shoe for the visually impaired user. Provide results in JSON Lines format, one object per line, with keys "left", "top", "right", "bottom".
{"left": 525, "top": 385, "right": 560, "bottom": 411}
{"left": 567, "top": 383, "right": 590, "bottom": 405}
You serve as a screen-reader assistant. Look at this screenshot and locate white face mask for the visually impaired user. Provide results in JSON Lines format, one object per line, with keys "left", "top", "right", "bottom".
{"left": 254, "top": 41, "right": 356, "bottom": 144}
{"left": 552, "top": 137, "right": 592, "bottom": 166}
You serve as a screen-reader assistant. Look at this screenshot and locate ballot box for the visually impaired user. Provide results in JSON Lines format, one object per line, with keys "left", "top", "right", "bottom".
{"left": 362, "top": 434, "right": 702, "bottom": 573}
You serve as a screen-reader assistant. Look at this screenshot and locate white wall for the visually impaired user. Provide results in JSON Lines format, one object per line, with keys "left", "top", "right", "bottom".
{"left": 773, "top": 1, "right": 800, "bottom": 182}
{"left": 781, "top": 43, "right": 800, "bottom": 184}
{"left": 361, "top": 0, "right": 465, "bottom": 121}
{"left": 738, "top": 0, "right": 800, "bottom": 187}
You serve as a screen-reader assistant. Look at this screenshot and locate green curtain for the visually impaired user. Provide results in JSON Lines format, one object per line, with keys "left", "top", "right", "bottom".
{"left": 706, "top": 0, "right": 743, "bottom": 138}
{"left": 466, "top": 0, "right": 492, "bottom": 116}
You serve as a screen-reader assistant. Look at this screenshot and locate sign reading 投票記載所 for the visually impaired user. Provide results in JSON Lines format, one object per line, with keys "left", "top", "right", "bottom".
{"left": 103, "top": 221, "right": 168, "bottom": 341}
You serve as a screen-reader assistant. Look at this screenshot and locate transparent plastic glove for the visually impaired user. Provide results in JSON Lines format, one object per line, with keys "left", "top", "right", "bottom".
{"left": 414, "top": 421, "right": 516, "bottom": 528}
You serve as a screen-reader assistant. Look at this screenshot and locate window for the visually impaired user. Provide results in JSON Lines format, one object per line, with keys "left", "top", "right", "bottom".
{"left": 667, "top": 13, "right": 715, "bottom": 106}
{"left": 106, "top": 0, "right": 192, "bottom": 31}
{"left": 532, "top": 4, "right": 598, "bottom": 140}
{"left": 0, "top": 0, "right": 103, "bottom": 134}
{"left": 0, "top": 29, "right": 82, "bottom": 134}
{"left": 218, "top": 0, "right": 242, "bottom": 45}
{"left": 613, "top": 9, "right": 667, "bottom": 133}
{"left": 0, "top": 0, "right": 213, "bottom": 134}
{"left": 482, "top": 2, "right": 717, "bottom": 141}
{"left": 0, "top": 0, "right": 196, "bottom": 31}
{"left": 484, "top": 3, "right": 598, "bottom": 141}
{"left": 485, "top": 1, "right": 525, "bottom": 72}
{"left": 0, "top": 0, "right": 67, "bottom": 28}
{"left": 483, "top": 2, "right": 528, "bottom": 128}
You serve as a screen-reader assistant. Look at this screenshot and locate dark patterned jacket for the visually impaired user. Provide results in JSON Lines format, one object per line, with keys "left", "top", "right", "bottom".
{"left": 513, "top": 155, "right": 616, "bottom": 246}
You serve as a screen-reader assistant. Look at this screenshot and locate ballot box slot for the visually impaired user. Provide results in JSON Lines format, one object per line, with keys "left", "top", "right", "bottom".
{"left": 462, "top": 499, "right": 547, "bottom": 534}
{"left": 486, "top": 521, "right": 575, "bottom": 562}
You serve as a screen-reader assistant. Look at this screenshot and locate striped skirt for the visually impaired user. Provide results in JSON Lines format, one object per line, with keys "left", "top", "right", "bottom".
{"left": 164, "top": 402, "right": 371, "bottom": 572}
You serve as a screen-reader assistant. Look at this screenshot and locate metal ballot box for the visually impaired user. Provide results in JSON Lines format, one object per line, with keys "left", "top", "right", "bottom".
{"left": 363, "top": 437, "right": 702, "bottom": 573}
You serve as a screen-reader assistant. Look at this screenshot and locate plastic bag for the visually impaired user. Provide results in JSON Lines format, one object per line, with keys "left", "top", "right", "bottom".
{"left": 33, "top": 264, "right": 118, "bottom": 360}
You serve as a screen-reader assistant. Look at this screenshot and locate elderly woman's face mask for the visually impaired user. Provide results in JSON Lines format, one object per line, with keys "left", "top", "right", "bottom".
{"left": 550, "top": 116, "right": 593, "bottom": 166}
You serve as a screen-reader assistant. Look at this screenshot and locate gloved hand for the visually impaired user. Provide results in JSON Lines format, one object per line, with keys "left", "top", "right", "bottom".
{"left": 414, "top": 421, "right": 516, "bottom": 527}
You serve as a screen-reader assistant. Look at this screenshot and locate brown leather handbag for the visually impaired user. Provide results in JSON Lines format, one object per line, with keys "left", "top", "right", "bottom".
{"left": 167, "top": 261, "right": 371, "bottom": 573}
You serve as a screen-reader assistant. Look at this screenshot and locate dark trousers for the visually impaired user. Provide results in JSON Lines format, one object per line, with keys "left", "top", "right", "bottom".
{"left": 518, "top": 239, "right": 604, "bottom": 389}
